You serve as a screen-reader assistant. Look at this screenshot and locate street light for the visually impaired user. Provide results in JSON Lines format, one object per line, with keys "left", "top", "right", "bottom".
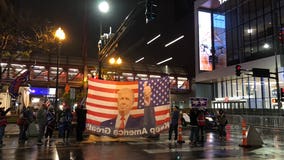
{"left": 54, "top": 27, "right": 65, "bottom": 109}
{"left": 97, "top": 0, "right": 110, "bottom": 79}
{"left": 108, "top": 57, "right": 122, "bottom": 81}
{"left": 98, "top": 0, "right": 110, "bottom": 36}
{"left": 109, "top": 57, "right": 122, "bottom": 65}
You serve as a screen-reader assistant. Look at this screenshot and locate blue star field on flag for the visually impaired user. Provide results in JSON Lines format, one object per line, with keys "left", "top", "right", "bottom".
{"left": 138, "top": 76, "right": 170, "bottom": 109}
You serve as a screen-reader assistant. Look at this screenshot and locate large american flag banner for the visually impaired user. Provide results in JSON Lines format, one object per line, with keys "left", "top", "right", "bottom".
{"left": 86, "top": 77, "right": 170, "bottom": 137}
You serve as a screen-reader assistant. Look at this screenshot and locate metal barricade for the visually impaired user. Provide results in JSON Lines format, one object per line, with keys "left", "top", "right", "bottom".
{"left": 227, "top": 114, "right": 284, "bottom": 130}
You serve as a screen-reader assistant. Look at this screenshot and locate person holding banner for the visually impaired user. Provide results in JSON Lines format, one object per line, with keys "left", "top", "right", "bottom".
{"left": 75, "top": 103, "right": 86, "bottom": 141}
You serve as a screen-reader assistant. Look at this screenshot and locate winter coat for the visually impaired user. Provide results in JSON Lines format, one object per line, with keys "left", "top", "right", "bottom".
{"left": 197, "top": 113, "right": 206, "bottom": 126}
{"left": 0, "top": 108, "right": 11, "bottom": 126}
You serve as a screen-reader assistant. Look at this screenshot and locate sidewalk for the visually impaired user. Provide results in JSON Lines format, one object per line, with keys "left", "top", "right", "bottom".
{"left": 5, "top": 123, "right": 19, "bottom": 136}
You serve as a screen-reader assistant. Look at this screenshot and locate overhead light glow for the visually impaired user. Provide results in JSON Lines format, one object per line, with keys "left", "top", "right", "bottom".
{"left": 247, "top": 29, "right": 253, "bottom": 34}
{"left": 263, "top": 43, "right": 270, "bottom": 49}
{"left": 147, "top": 34, "right": 161, "bottom": 45}
{"left": 98, "top": 1, "right": 110, "bottom": 13}
{"left": 116, "top": 57, "right": 122, "bottom": 64}
{"left": 135, "top": 57, "right": 144, "bottom": 63}
{"left": 156, "top": 57, "right": 173, "bottom": 65}
{"left": 165, "top": 35, "right": 184, "bottom": 47}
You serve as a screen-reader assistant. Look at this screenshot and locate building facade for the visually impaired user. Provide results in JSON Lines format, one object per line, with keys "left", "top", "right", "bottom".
{"left": 194, "top": 0, "right": 284, "bottom": 115}
{"left": 0, "top": 53, "right": 190, "bottom": 113}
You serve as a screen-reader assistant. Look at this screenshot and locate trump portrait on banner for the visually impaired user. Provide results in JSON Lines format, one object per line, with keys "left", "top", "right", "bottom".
{"left": 100, "top": 81, "right": 156, "bottom": 129}
{"left": 100, "top": 87, "right": 144, "bottom": 129}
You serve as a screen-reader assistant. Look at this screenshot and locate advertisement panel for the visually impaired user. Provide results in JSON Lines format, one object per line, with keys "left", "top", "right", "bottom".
{"left": 198, "top": 11, "right": 212, "bottom": 71}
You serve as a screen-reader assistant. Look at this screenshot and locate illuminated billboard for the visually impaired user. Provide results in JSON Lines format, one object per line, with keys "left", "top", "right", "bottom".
{"left": 198, "top": 11, "right": 212, "bottom": 71}
{"left": 213, "top": 13, "right": 227, "bottom": 69}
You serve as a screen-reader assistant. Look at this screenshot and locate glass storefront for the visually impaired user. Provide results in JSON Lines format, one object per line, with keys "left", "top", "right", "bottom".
{"left": 212, "top": 75, "right": 281, "bottom": 110}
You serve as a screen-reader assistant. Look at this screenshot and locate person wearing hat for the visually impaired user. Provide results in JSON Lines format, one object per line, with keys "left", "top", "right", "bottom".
{"left": 0, "top": 104, "right": 11, "bottom": 147}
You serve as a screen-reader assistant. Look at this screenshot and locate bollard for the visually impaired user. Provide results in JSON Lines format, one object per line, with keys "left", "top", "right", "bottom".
{"left": 177, "top": 112, "right": 185, "bottom": 144}
{"left": 239, "top": 119, "right": 248, "bottom": 147}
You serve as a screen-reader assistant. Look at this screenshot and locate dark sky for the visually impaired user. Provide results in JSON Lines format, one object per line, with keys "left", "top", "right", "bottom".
{"left": 18, "top": 0, "right": 195, "bottom": 72}
{"left": 18, "top": 0, "right": 139, "bottom": 58}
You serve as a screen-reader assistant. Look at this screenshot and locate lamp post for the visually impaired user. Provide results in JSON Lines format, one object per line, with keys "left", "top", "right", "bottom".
{"left": 54, "top": 27, "right": 65, "bottom": 109}
{"left": 98, "top": 0, "right": 110, "bottom": 79}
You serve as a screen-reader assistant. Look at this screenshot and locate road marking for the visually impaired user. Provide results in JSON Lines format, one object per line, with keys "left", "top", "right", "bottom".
{"left": 144, "top": 145, "right": 241, "bottom": 154}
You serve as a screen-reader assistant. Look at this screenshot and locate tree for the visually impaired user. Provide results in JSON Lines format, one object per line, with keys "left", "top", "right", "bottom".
{"left": 0, "top": 0, "right": 59, "bottom": 60}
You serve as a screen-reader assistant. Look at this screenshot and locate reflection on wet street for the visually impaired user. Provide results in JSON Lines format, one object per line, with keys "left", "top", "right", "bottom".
{"left": 1, "top": 126, "right": 284, "bottom": 160}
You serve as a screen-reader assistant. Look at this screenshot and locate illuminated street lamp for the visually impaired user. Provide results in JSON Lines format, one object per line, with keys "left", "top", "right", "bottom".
{"left": 109, "top": 57, "right": 122, "bottom": 65}
{"left": 98, "top": 0, "right": 110, "bottom": 36}
{"left": 97, "top": 0, "right": 110, "bottom": 79}
{"left": 54, "top": 27, "right": 65, "bottom": 109}
{"left": 98, "top": 0, "right": 110, "bottom": 14}
{"left": 108, "top": 57, "right": 122, "bottom": 81}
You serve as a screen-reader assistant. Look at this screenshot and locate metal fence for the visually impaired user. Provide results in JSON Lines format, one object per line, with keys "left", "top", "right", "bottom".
{"left": 227, "top": 114, "right": 284, "bottom": 130}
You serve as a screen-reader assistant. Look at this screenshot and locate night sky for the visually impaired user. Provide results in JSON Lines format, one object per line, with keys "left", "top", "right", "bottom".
{"left": 17, "top": 0, "right": 194, "bottom": 72}
{"left": 18, "top": 0, "right": 137, "bottom": 56}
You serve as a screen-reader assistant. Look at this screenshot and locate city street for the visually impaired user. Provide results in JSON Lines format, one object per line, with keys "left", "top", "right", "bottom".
{"left": 1, "top": 125, "right": 284, "bottom": 160}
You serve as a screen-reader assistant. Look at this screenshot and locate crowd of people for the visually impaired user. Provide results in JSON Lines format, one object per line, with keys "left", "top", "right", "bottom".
{"left": 16, "top": 99, "right": 87, "bottom": 146}
{"left": 168, "top": 106, "right": 228, "bottom": 146}
{"left": 2, "top": 100, "right": 228, "bottom": 147}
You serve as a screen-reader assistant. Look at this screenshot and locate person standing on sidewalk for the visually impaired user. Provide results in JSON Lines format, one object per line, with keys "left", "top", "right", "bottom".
{"left": 217, "top": 109, "right": 227, "bottom": 140}
{"left": 58, "top": 101, "right": 72, "bottom": 145}
{"left": 197, "top": 109, "right": 206, "bottom": 142}
{"left": 18, "top": 106, "right": 34, "bottom": 144}
{"left": 0, "top": 106, "right": 11, "bottom": 147}
{"left": 168, "top": 106, "right": 179, "bottom": 143}
{"left": 44, "top": 107, "right": 56, "bottom": 146}
{"left": 75, "top": 103, "right": 86, "bottom": 142}
{"left": 37, "top": 99, "right": 48, "bottom": 145}
{"left": 189, "top": 108, "right": 199, "bottom": 146}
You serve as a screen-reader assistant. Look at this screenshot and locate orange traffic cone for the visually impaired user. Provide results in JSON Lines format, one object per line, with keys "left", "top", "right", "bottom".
{"left": 239, "top": 119, "right": 248, "bottom": 147}
{"left": 177, "top": 113, "right": 185, "bottom": 144}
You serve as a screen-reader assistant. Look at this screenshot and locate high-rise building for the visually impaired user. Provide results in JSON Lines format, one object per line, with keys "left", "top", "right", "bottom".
{"left": 194, "top": 0, "right": 284, "bottom": 114}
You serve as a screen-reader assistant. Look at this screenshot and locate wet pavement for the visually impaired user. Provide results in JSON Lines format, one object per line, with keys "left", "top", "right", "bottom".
{"left": 1, "top": 124, "right": 284, "bottom": 160}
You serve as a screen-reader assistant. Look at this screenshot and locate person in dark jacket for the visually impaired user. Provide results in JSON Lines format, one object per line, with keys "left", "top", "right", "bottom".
{"left": 189, "top": 108, "right": 199, "bottom": 146}
{"left": 168, "top": 106, "right": 179, "bottom": 143}
{"left": 37, "top": 99, "right": 49, "bottom": 145}
{"left": 18, "top": 106, "right": 34, "bottom": 144}
{"left": 75, "top": 103, "right": 87, "bottom": 141}
{"left": 0, "top": 106, "right": 11, "bottom": 147}
{"left": 45, "top": 107, "right": 56, "bottom": 146}
{"left": 217, "top": 109, "right": 227, "bottom": 140}
{"left": 58, "top": 101, "right": 73, "bottom": 144}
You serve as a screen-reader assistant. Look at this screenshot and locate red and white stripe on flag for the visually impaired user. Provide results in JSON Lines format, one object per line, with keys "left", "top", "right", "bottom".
{"left": 86, "top": 78, "right": 170, "bottom": 128}
{"left": 86, "top": 78, "right": 139, "bottom": 126}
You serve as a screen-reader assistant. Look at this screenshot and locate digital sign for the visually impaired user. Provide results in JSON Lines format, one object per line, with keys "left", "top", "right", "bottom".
{"left": 213, "top": 13, "right": 227, "bottom": 69}
{"left": 30, "top": 87, "right": 55, "bottom": 96}
{"left": 198, "top": 11, "right": 212, "bottom": 71}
